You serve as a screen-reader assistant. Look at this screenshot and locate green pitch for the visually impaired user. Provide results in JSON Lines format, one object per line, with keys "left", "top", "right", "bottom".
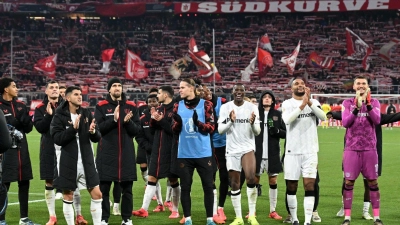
{"left": 3, "top": 127, "right": 399, "bottom": 224}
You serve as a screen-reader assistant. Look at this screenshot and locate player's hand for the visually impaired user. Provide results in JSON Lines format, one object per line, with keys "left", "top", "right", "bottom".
{"left": 124, "top": 111, "right": 133, "bottom": 123}
{"left": 89, "top": 119, "right": 96, "bottom": 134}
{"left": 305, "top": 87, "right": 311, "bottom": 99}
{"left": 192, "top": 109, "right": 199, "bottom": 126}
{"left": 153, "top": 111, "right": 164, "bottom": 121}
{"left": 355, "top": 90, "right": 362, "bottom": 108}
{"left": 249, "top": 112, "right": 256, "bottom": 125}
{"left": 365, "top": 88, "right": 371, "bottom": 105}
{"left": 114, "top": 105, "right": 120, "bottom": 122}
{"left": 301, "top": 94, "right": 308, "bottom": 107}
{"left": 46, "top": 102, "right": 53, "bottom": 115}
{"left": 229, "top": 110, "right": 236, "bottom": 122}
{"left": 73, "top": 114, "right": 81, "bottom": 130}
{"left": 150, "top": 107, "right": 156, "bottom": 118}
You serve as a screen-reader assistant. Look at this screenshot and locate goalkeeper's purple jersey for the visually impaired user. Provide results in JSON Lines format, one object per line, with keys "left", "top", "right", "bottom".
{"left": 342, "top": 98, "right": 381, "bottom": 152}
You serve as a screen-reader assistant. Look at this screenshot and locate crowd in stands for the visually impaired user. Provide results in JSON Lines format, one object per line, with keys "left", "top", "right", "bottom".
{"left": 1, "top": 11, "right": 400, "bottom": 106}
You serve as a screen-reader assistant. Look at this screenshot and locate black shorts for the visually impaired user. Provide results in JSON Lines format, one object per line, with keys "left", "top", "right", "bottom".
{"left": 175, "top": 156, "right": 215, "bottom": 180}
{"left": 136, "top": 147, "right": 148, "bottom": 164}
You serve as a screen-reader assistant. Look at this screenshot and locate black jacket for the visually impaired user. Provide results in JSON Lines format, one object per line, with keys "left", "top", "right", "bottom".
{"left": 0, "top": 110, "right": 12, "bottom": 153}
{"left": 149, "top": 100, "right": 175, "bottom": 179}
{"left": 255, "top": 91, "right": 286, "bottom": 174}
{"left": 50, "top": 101, "right": 101, "bottom": 190}
{"left": 329, "top": 111, "right": 400, "bottom": 175}
{"left": 135, "top": 108, "right": 154, "bottom": 164}
{"left": 94, "top": 93, "right": 141, "bottom": 182}
{"left": 0, "top": 96, "right": 33, "bottom": 182}
{"left": 33, "top": 96, "right": 64, "bottom": 180}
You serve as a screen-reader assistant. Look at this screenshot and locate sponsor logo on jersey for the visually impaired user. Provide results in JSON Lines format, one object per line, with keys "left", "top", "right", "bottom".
{"left": 358, "top": 112, "right": 369, "bottom": 117}
{"left": 297, "top": 112, "right": 315, "bottom": 118}
{"left": 235, "top": 118, "right": 250, "bottom": 123}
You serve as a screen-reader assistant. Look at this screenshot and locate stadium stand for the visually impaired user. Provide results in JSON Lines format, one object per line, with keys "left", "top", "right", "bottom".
{"left": 1, "top": 11, "right": 400, "bottom": 106}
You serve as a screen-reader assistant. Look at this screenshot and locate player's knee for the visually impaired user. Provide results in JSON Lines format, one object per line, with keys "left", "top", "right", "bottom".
{"left": 231, "top": 181, "right": 240, "bottom": 191}
{"left": 367, "top": 179, "right": 378, "bottom": 186}
{"left": 345, "top": 180, "right": 355, "bottom": 186}
{"left": 268, "top": 176, "right": 277, "bottom": 185}
{"left": 246, "top": 176, "right": 255, "bottom": 185}
{"left": 344, "top": 183, "right": 354, "bottom": 190}
{"left": 63, "top": 191, "right": 74, "bottom": 201}
{"left": 304, "top": 185, "right": 314, "bottom": 191}
{"left": 286, "top": 184, "right": 298, "bottom": 192}
{"left": 368, "top": 181, "right": 379, "bottom": 191}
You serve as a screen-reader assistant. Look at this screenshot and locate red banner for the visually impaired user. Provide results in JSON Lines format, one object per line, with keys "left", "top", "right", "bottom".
{"left": 125, "top": 50, "right": 148, "bottom": 80}
{"left": 34, "top": 54, "right": 57, "bottom": 79}
{"left": 175, "top": 1, "right": 400, "bottom": 13}
{"left": 96, "top": 3, "right": 146, "bottom": 17}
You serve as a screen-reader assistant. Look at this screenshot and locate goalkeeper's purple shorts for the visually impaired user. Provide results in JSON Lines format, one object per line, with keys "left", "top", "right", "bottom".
{"left": 343, "top": 150, "right": 378, "bottom": 180}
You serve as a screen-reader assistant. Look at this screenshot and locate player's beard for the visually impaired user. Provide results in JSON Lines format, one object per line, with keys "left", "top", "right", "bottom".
{"left": 111, "top": 92, "right": 121, "bottom": 99}
{"left": 294, "top": 90, "right": 305, "bottom": 97}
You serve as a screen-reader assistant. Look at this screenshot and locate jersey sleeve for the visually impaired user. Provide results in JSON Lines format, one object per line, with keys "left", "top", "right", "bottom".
{"left": 217, "top": 103, "right": 233, "bottom": 134}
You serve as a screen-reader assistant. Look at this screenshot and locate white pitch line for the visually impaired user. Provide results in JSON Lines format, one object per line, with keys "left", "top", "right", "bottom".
{"left": 8, "top": 199, "right": 46, "bottom": 206}
{"left": 8, "top": 192, "right": 43, "bottom": 196}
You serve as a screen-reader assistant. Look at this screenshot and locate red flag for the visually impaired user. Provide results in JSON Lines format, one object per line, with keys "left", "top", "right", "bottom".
{"left": 259, "top": 33, "right": 273, "bottom": 52}
{"left": 306, "top": 52, "right": 334, "bottom": 69}
{"left": 125, "top": 50, "right": 148, "bottom": 80}
{"left": 102, "top": 48, "right": 114, "bottom": 62}
{"left": 257, "top": 47, "right": 273, "bottom": 76}
{"left": 34, "top": 54, "right": 57, "bottom": 78}
{"left": 188, "top": 37, "right": 219, "bottom": 82}
{"left": 346, "top": 27, "right": 372, "bottom": 70}
{"left": 281, "top": 41, "right": 300, "bottom": 75}
{"left": 100, "top": 48, "right": 115, "bottom": 74}
{"left": 378, "top": 38, "right": 400, "bottom": 61}
{"left": 199, "top": 64, "right": 222, "bottom": 83}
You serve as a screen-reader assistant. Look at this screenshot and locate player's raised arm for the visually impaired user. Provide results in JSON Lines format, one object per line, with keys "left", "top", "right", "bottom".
{"left": 309, "top": 99, "right": 326, "bottom": 121}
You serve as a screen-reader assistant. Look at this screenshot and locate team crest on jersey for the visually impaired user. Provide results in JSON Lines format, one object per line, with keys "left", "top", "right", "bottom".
{"left": 272, "top": 116, "right": 278, "bottom": 121}
{"left": 181, "top": 3, "right": 191, "bottom": 12}
{"left": 17, "top": 107, "right": 22, "bottom": 111}
{"left": 124, "top": 109, "right": 130, "bottom": 114}
{"left": 107, "top": 109, "right": 112, "bottom": 113}
{"left": 184, "top": 119, "right": 197, "bottom": 134}
{"left": 3, "top": 109, "right": 7, "bottom": 113}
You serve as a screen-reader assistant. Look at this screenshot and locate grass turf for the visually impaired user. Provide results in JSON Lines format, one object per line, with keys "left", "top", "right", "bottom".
{"left": 3, "top": 127, "right": 399, "bottom": 224}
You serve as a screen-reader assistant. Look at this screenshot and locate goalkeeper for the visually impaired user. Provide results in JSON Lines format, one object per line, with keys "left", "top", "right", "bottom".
{"left": 340, "top": 76, "right": 382, "bottom": 225}
{"left": 328, "top": 107, "right": 400, "bottom": 220}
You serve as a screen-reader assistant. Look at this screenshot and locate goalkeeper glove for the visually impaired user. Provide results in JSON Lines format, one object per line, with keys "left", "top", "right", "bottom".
{"left": 365, "top": 88, "right": 371, "bottom": 105}
{"left": 354, "top": 90, "right": 362, "bottom": 108}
